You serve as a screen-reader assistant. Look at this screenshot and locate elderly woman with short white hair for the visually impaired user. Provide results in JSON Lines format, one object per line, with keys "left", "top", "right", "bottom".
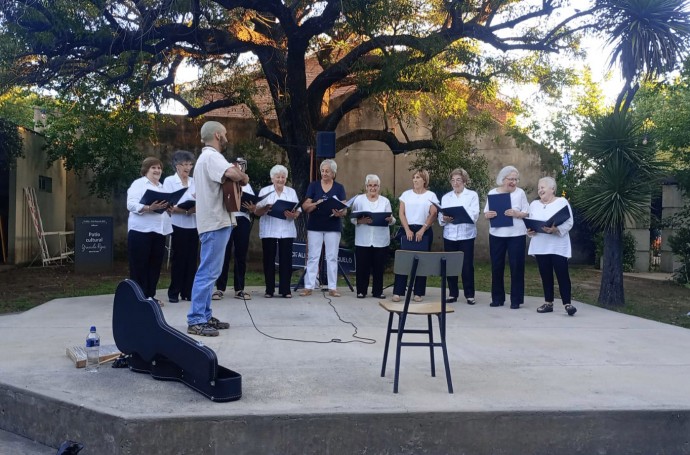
{"left": 300, "top": 159, "right": 347, "bottom": 297}
{"left": 254, "top": 164, "right": 301, "bottom": 298}
{"left": 350, "top": 174, "right": 395, "bottom": 299}
{"left": 483, "top": 165, "right": 529, "bottom": 309}
{"left": 527, "top": 176, "right": 577, "bottom": 316}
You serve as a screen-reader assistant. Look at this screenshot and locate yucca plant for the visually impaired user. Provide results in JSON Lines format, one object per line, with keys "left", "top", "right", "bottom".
{"left": 576, "top": 112, "right": 663, "bottom": 305}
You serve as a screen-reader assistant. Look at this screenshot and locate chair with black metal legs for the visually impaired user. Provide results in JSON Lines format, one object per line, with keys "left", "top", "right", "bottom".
{"left": 379, "top": 250, "right": 463, "bottom": 393}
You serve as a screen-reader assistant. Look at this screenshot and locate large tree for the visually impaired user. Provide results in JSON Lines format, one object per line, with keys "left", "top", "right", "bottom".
{"left": 0, "top": 0, "right": 649, "bottom": 195}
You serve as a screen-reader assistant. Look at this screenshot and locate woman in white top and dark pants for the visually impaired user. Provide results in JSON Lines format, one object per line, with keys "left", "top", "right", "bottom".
{"left": 163, "top": 150, "right": 198, "bottom": 303}
{"left": 255, "top": 165, "right": 301, "bottom": 298}
{"left": 392, "top": 169, "right": 439, "bottom": 302}
{"left": 439, "top": 168, "right": 479, "bottom": 305}
{"left": 126, "top": 157, "right": 173, "bottom": 303}
{"left": 484, "top": 165, "right": 529, "bottom": 309}
{"left": 527, "top": 176, "right": 577, "bottom": 316}
{"left": 350, "top": 174, "right": 395, "bottom": 299}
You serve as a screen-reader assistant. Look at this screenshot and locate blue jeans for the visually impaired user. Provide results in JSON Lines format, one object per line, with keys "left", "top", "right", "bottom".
{"left": 187, "top": 226, "right": 232, "bottom": 326}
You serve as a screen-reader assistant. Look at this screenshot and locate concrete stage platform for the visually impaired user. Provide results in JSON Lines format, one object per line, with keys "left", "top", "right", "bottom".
{"left": 1, "top": 286, "right": 689, "bottom": 454}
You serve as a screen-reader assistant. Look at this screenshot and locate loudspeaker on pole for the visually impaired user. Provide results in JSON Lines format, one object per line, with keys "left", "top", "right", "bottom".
{"left": 316, "top": 131, "right": 336, "bottom": 158}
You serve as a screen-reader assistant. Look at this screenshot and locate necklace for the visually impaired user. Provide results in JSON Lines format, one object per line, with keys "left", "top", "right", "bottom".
{"left": 542, "top": 197, "right": 554, "bottom": 208}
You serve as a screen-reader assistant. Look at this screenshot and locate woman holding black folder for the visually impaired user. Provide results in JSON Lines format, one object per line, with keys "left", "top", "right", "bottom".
{"left": 350, "top": 174, "right": 395, "bottom": 299}
{"left": 301, "top": 159, "right": 347, "bottom": 297}
{"left": 439, "top": 168, "right": 480, "bottom": 305}
{"left": 126, "top": 156, "right": 173, "bottom": 305}
{"left": 392, "top": 169, "right": 439, "bottom": 302}
{"left": 483, "top": 165, "right": 529, "bottom": 309}
{"left": 527, "top": 177, "right": 577, "bottom": 316}
{"left": 254, "top": 164, "right": 300, "bottom": 298}
{"left": 164, "top": 150, "right": 198, "bottom": 304}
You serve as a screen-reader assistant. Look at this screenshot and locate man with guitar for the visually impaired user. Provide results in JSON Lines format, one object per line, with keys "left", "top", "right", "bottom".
{"left": 187, "top": 121, "right": 249, "bottom": 337}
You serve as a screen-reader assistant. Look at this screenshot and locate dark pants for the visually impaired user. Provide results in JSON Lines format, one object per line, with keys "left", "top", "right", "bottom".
{"left": 443, "top": 237, "right": 475, "bottom": 299}
{"left": 128, "top": 230, "right": 166, "bottom": 299}
{"left": 489, "top": 234, "right": 526, "bottom": 305}
{"left": 535, "top": 254, "right": 571, "bottom": 304}
{"left": 355, "top": 245, "right": 388, "bottom": 297}
{"left": 393, "top": 225, "right": 432, "bottom": 296}
{"left": 216, "top": 216, "right": 251, "bottom": 292}
{"left": 168, "top": 225, "right": 199, "bottom": 300}
{"left": 262, "top": 237, "right": 294, "bottom": 296}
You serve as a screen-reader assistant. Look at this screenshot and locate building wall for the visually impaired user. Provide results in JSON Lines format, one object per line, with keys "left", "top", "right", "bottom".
{"left": 9, "top": 128, "right": 68, "bottom": 264}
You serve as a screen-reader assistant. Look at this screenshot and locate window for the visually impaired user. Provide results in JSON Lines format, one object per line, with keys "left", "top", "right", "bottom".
{"left": 38, "top": 175, "right": 52, "bottom": 193}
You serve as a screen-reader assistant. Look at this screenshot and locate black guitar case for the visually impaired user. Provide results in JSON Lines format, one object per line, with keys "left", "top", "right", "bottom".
{"left": 112, "top": 279, "right": 242, "bottom": 402}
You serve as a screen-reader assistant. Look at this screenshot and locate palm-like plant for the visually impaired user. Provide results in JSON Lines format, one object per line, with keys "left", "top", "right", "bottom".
{"left": 598, "top": 0, "right": 690, "bottom": 113}
{"left": 577, "top": 112, "right": 662, "bottom": 305}
{"left": 573, "top": 0, "right": 689, "bottom": 307}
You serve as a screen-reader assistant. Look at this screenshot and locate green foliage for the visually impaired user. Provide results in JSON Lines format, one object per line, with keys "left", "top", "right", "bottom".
{"left": 410, "top": 137, "right": 491, "bottom": 201}
{"left": 41, "top": 102, "right": 155, "bottom": 199}
{"left": 664, "top": 206, "right": 690, "bottom": 285}
{"left": 594, "top": 230, "right": 637, "bottom": 273}
{"left": 633, "top": 63, "right": 690, "bottom": 191}
{"left": 0, "top": 117, "right": 23, "bottom": 169}
{"left": 575, "top": 111, "right": 663, "bottom": 232}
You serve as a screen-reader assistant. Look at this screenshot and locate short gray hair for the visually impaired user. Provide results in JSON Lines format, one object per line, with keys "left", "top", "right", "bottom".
{"left": 496, "top": 165, "right": 519, "bottom": 185}
{"left": 539, "top": 176, "right": 557, "bottom": 192}
{"left": 321, "top": 159, "right": 337, "bottom": 176}
{"left": 364, "top": 174, "right": 380, "bottom": 186}
{"left": 171, "top": 150, "right": 195, "bottom": 167}
{"left": 200, "top": 121, "right": 225, "bottom": 143}
{"left": 270, "top": 164, "right": 289, "bottom": 179}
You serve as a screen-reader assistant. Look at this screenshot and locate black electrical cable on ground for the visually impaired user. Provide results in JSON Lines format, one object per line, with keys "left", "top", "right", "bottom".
{"left": 240, "top": 290, "right": 376, "bottom": 344}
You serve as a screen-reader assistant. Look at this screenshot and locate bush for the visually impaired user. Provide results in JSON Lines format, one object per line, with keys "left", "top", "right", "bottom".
{"left": 668, "top": 226, "right": 690, "bottom": 285}
{"left": 594, "top": 230, "right": 637, "bottom": 272}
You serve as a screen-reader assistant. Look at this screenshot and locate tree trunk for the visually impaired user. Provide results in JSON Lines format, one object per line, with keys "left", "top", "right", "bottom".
{"left": 598, "top": 228, "right": 625, "bottom": 306}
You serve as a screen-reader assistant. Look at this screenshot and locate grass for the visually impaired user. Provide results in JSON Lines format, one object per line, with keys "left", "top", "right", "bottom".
{"left": 1, "top": 260, "right": 689, "bottom": 329}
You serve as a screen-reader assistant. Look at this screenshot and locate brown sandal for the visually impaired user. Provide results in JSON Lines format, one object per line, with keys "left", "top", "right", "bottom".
{"left": 299, "top": 289, "right": 312, "bottom": 296}
{"left": 328, "top": 290, "right": 341, "bottom": 297}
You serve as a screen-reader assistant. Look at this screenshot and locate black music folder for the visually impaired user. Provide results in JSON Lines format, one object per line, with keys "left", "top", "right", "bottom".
{"left": 240, "top": 190, "right": 272, "bottom": 213}
{"left": 351, "top": 211, "right": 392, "bottom": 227}
{"left": 316, "top": 197, "right": 348, "bottom": 214}
{"left": 267, "top": 199, "right": 300, "bottom": 219}
{"left": 140, "top": 188, "right": 188, "bottom": 213}
{"left": 487, "top": 193, "right": 513, "bottom": 228}
{"left": 432, "top": 202, "right": 473, "bottom": 224}
{"left": 524, "top": 205, "right": 571, "bottom": 233}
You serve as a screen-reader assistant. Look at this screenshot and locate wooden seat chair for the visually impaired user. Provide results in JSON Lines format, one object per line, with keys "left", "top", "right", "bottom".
{"left": 379, "top": 250, "right": 463, "bottom": 393}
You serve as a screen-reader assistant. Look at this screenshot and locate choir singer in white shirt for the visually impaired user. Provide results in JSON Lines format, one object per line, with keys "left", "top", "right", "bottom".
{"left": 527, "top": 176, "right": 577, "bottom": 316}
{"left": 350, "top": 174, "right": 395, "bottom": 299}
{"left": 438, "top": 168, "right": 479, "bottom": 305}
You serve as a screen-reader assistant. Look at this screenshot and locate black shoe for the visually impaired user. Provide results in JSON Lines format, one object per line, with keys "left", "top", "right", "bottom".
{"left": 466, "top": 298, "right": 476, "bottom": 305}
{"left": 447, "top": 296, "right": 458, "bottom": 303}
{"left": 208, "top": 316, "right": 230, "bottom": 330}
{"left": 565, "top": 304, "right": 577, "bottom": 316}
{"left": 510, "top": 303, "right": 520, "bottom": 309}
{"left": 489, "top": 302, "right": 504, "bottom": 307}
{"left": 187, "top": 323, "right": 219, "bottom": 337}
{"left": 373, "top": 294, "right": 386, "bottom": 299}
{"left": 537, "top": 303, "right": 553, "bottom": 313}
{"left": 168, "top": 296, "right": 179, "bottom": 303}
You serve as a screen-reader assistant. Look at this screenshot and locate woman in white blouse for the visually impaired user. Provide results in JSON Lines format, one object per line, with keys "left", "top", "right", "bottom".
{"left": 439, "top": 168, "right": 479, "bottom": 305}
{"left": 350, "top": 174, "right": 395, "bottom": 299}
{"left": 483, "top": 165, "right": 529, "bottom": 309}
{"left": 163, "top": 150, "right": 197, "bottom": 304}
{"left": 392, "top": 169, "right": 439, "bottom": 302}
{"left": 527, "top": 176, "right": 577, "bottom": 316}
{"left": 126, "top": 157, "right": 173, "bottom": 305}
{"left": 254, "top": 164, "right": 300, "bottom": 298}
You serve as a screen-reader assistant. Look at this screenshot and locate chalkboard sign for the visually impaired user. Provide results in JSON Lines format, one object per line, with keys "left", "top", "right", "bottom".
{"left": 75, "top": 217, "right": 113, "bottom": 273}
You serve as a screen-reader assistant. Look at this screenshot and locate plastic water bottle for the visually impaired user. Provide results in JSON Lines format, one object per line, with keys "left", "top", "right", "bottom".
{"left": 85, "top": 326, "right": 100, "bottom": 373}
